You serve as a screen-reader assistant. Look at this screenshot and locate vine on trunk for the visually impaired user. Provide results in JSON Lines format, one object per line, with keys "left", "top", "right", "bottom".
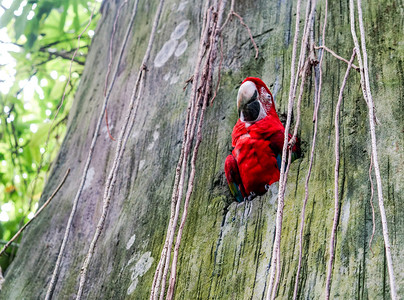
{"left": 265, "top": 0, "right": 396, "bottom": 299}
{"left": 45, "top": 1, "right": 140, "bottom": 298}
{"left": 350, "top": 0, "right": 397, "bottom": 298}
{"left": 103, "top": 0, "right": 129, "bottom": 141}
{"left": 36, "top": 0, "right": 396, "bottom": 299}
{"left": 150, "top": 0, "right": 259, "bottom": 298}
{"left": 151, "top": 1, "right": 227, "bottom": 299}
{"left": 75, "top": 0, "right": 166, "bottom": 298}
{"left": 266, "top": 0, "right": 303, "bottom": 298}
{"left": 325, "top": 49, "right": 356, "bottom": 299}
{"left": 293, "top": 0, "right": 327, "bottom": 297}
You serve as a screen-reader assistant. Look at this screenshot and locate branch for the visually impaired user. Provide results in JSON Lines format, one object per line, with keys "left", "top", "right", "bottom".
{"left": 39, "top": 37, "right": 91, "bottom": 51}
{"left": 221, "top": 0, "right": 258, "bottom": 59}
{"left": 44, "top": 51, "right": 85, "bottom": 65}
{"left": 15, "top": 70, "right": 38, "bottom": 98}
{"left": 50, "top": 115, "right": 69, "bottom": 134}
{"left": 314, "top": 45, "right": 360, "bottom": 71}
{"left": 0, "top": 169, "right": 70, "bottom": 257}
{"left": 0, "top": 41, "right": 85, "bottom": 65}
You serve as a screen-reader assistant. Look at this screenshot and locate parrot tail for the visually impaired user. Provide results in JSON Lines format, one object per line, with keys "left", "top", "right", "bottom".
{"left": 225, "top": 154, "right": 246, "bottom": 203}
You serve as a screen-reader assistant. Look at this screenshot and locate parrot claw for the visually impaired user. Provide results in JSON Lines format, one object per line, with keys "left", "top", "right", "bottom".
{"left": 247, "top": 192, "right": 256, "bottom": 201}
{"left": 265, "top": 184, "right": 271, "bottom": 191}
{"left": 288, "top": 136, "right": 296, "bottom": 148}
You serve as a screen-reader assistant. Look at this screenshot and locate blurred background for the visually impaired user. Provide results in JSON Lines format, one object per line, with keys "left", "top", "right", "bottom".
{"left": 0, "top": 0, "right": 101, "bottom": 272}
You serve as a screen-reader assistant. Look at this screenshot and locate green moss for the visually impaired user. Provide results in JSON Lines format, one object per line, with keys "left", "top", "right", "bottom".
{"left": 1, "top": 0, "right": 403, "bottom": 299}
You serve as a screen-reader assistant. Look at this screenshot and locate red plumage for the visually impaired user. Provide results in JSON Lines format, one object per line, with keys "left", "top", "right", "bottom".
{"left": 225, "top": 77, "right": 299, "bottom": 201}
{"left": 242, "top": 77, "right": 277, "bottom": 117}
{"left": 231, "top": 114, "right": 284, "bottom": 196}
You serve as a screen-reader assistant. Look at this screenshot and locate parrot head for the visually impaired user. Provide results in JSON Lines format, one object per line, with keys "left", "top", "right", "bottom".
{"left": 237, "top": 77, "right": 276, "bottom": 123}
{"left": 237, "top": 81, "right": 264, "bottom": 122}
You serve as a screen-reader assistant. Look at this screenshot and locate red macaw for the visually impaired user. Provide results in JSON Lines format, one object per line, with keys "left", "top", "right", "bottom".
{"left": 225, "top": 77, "right": 300, "bottom": 202}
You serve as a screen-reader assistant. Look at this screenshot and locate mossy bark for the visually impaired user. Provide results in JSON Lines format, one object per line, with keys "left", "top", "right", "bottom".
{"left": 1, "top": 0, "right": 403, "bottom": 299}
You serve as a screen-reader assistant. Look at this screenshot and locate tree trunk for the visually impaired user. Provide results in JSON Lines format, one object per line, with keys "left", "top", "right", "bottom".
{"left": 1, "top": 0, "right": 403, "bottom": 299}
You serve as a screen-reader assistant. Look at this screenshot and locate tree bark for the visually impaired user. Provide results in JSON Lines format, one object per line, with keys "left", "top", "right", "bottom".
{"left": 1, "top": 0, "right": 403, "bottom": 299}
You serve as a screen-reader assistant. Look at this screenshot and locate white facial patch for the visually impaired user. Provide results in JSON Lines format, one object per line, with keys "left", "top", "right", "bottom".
{"left": 259, "top": 86, "right": 273, "bottom": 112}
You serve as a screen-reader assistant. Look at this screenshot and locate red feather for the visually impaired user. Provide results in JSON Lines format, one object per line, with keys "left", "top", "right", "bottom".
{"left": 224, "top": 154, "right": 246, "bottom": 201}
{"left": 242, "top": 77, "right": 276, "bottom": 117}
{"left": 225, "top": 77, "right": 301, "bottom": 200}
{"left": 231, "top": 115, "right": 283, "bottom": 195}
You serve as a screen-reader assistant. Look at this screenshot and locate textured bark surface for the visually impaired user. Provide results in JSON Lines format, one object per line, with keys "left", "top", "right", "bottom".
{"left": 1, "top": 0, "right": 403, "bottom": 299}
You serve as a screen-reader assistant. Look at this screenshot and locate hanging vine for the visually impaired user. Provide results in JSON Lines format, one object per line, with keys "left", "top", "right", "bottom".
{"left": 45, "top": 1, "right": 140, "bottom": 298}
{"left": 10, "top": 0, "right": 396, "bottom": 299}
{"left": 368, "top": 156, "right": 376, "bottom": 256}
{"left": 151, "top": 1, "right": 227, "bottom": 298}
{"left": 103, "top": 0, "right": 130, "bottom": 141}
{"left": 325, "top": 49, "right": 356, "bottom": 299}
{"left": 265, "top": 0, "right": 303, "bottom": 297}
{"left": 349, "top": 0, "right": 397, "bottom": 298}
{"left": 0, "top": 169, "right": 70, "bottom": 257}
{"left": 150, "top": 3, "right": 213, "bottom": 299}
{"left": 293, "top": 0, "right": 327, "bottom": 297}
{"left": 150, "top": 0, "right": 261, "bottom": 298}
{"left": 262, "top": 0, "right": 398, "bottom": 298}
{"left": 75, "top": 0, "right": 166, "bottom": 298}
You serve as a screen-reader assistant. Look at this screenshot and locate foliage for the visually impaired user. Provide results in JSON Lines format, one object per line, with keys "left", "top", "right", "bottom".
{"left": 0, "top": 0, "right": 100, "bottom": 270}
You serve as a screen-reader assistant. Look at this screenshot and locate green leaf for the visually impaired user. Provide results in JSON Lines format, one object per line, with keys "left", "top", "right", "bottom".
{"left": 79, "top": 0, "right": 90, "bottom": 11}
{"left": 72, "top": 0, "right": 80, "bottom": 33}
{"left": 0, "top": 0, "right": 23, "bottom": 28}
{"left": 0, "top": 0, "right": 100, "bottom": 273}
{"left": 24, "top": 1, "right": 54, "bottom": 48}
{"left": 13, "top": 4, "right": 31, "bottom": 40}
{"left": 26, "top": 17, "right": 40, "bottom": 49}
{"left": 28, "top": 122, "right": 52, "bottom": 149}
{"left": 21, "top": 148, "right": 33, "bottom": 169}
{"left": 59, "top": 1, "right": 69, "bottom": 31}
{"left": 36, "top": 1, "right": 53, "bottom": 21}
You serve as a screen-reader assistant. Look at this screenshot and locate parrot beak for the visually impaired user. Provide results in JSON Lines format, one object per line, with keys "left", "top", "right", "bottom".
{"left": 237, "top": 81, "right": 262, "bottom": 122}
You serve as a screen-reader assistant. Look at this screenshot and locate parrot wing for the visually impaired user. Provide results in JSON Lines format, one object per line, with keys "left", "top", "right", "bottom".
{"left": 267, "top": 131, "right": 302, "bottom": 171}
